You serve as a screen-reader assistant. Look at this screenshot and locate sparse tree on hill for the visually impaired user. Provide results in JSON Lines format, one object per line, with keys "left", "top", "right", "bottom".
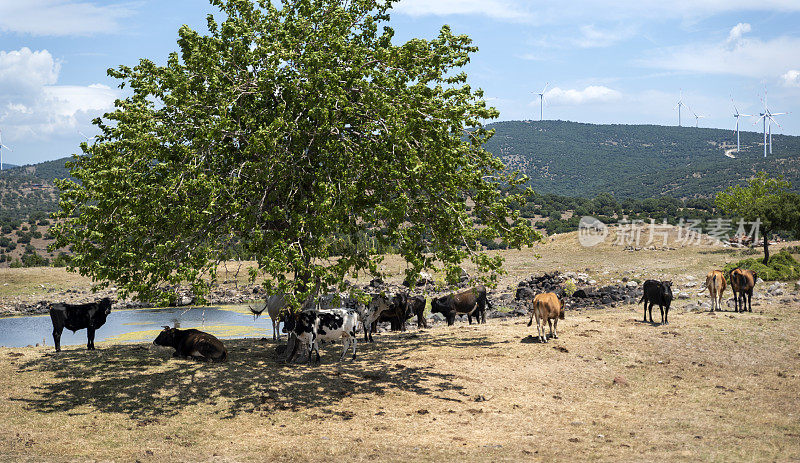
{"left": 715, "top": 172, "right": 800, "bottom": 264}
{"left": 51, "top": 0, "right": 539, "bottom": 305}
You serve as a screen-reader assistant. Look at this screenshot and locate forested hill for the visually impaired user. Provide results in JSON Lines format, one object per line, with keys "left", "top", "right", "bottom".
{"left": 484, "top": 120, "right": 800, "bottom": 199}
{"left": 0, "top": 156, "right": 72, "bottom": 183}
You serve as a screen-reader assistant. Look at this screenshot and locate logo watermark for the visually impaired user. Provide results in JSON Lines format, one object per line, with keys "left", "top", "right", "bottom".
{"left": 577, "top": 216, "right": 761, "bottom": 247}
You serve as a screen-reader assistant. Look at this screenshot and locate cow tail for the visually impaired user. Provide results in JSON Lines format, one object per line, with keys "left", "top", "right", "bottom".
{"left": 637, "top": 294, "right": 645, "bottom": 304}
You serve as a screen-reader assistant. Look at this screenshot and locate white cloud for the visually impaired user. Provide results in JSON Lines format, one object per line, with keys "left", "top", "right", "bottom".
{"left": 727, "top": 22, "right": 751, "bottom": 44}
{"left": 575, "top": 25, "right": 637, "bottom": 48}
{"left": 783, "top": 70, "right": 800, "bottom": 87}
{"left": 0, "top": 48, "right": 60, "bottom": 94}
{"left": 392, "top": 0, "right": 531, "bottom": 22}
{"left": 0, "top": 0, "right": 135, "bottom": 36}
{"left": 542, "top": 86, "right": 622, "bottom": 105}
{"left": 0, "top": 48, "right": 119, "bottom": 140}
{"left": 641, "top": 26, "right": 800, "bottom": 79}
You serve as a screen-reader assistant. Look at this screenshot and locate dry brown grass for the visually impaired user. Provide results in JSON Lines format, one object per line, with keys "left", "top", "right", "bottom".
{"left": 2, "top": 234, "right": 800, "bottom": 461}
{"left": 1, "top": 298, "right": 799, "bottom": 462}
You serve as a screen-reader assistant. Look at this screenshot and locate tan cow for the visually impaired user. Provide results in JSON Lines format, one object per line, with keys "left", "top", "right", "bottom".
{"left": 705, "top": 270, "right": 726, "bottom": 312}
{"left": 730, "top": 268, "right": 757, "bottom": 313}
{"left": 527, "top": 292, "right": 565, "bottom": 343}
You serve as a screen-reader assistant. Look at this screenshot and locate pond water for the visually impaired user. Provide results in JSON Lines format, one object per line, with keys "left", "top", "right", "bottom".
{"left": 0, "top": 305, "right": 274, "bottom": 348}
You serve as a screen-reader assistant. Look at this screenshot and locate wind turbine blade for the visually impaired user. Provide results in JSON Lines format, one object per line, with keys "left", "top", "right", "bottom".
{"left": 0, "top": 144, "right": 11, "bottom": 151}
{"left": 768, "top": 116, "right": 782, "bottom": 128}
{"left": 770, "top": 112, "right": 787, "bottom": 116}
{"left": 542, "top": 82, "right": 549, "bottom": 94}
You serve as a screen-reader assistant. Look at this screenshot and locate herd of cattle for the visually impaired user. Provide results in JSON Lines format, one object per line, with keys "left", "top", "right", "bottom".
{"left": 45, "top": 266, "right": 760, "bottom": 363}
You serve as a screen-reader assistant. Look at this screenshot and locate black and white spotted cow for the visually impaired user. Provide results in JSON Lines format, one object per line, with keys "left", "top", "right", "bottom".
{"left": 284, "top": 308, "right": 360, "bottom": 363}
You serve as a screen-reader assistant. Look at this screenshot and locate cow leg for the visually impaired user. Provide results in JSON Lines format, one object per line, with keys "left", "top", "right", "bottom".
{"left": 271, "top": 318, "right": 278, "bottom": 341}
{"left": 547, "top": 318, "right": 554, "bottom": 339}
{"left": 659, "top": 304, "right": 664, "bottom": 325}
{"left": 339, "top": 339, "right": 349, "bottom": 361}
{"left": 52, "top": 327, "right": 63, "bottom": 353}
{"left": 87, "top": 325, "right": 96, "bottom": 350}
{"left": 664, "top": 305, "right": 669, "bottom": 325}
{"left": 447, "top": 314, "right": 455, "bottom": 326}
{"left": 351, "top": 336, "right": 357, "bottom": 360}
{"left": 643, "top": 301, "right": 648, "bottom": 322}
{"left": 552, "top": 318, "right": 559, "bottom": 339}
{"left": 747, "top": 291, "right": 753, "bottom": 312}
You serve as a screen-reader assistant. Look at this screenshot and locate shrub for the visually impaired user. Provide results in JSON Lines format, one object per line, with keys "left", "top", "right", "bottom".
{"left": 723, "top": 250, "right": 800, "bottom": 281}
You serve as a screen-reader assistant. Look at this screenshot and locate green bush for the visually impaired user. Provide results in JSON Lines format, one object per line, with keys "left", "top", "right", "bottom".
{"left": 723, "top": 250, "right": 800, "bottom": 281}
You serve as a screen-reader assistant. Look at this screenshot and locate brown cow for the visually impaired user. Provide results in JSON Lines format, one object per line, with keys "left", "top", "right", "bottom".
{"left": 527, "top": 292, "right": 565, "bottom": 343}
{"left": 705, "top": 270, "right": 726, "bottom": 312}
{"left": 730, "top": 268, "right": 757, "bottom": 313}
{"left": 431, "top": 286, "right": 491, "bottom": 326}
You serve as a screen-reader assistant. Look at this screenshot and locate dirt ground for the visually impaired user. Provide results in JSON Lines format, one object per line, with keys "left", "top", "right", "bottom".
{"left": 2, "top": 299, "right": 799, "bottom": 462}
{"left": 1, "top": 232, "right": 800, "bottom": 462}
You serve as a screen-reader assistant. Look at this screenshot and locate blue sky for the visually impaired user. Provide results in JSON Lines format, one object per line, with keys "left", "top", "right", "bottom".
{"left": 1, "top": 0, "right": 799, "bottom": 165}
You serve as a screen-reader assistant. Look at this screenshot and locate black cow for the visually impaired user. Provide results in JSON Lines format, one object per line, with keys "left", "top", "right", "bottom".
{"left": 49, "top": 297, "right": 113, "bottom": 352}
{"left": 407, "top": 295, "right": 428, "bottom": 329}
{"left": 638, "top": 280, "right": 673, "bottom": 324}
{"left": 374, "top": 292, "right": 411, "bottom": 332}
{"left": 153, "top": 326, "right": 228, "bottom": 362}
{"left": 431, "top": 286, "right": 491, "bottom": 326}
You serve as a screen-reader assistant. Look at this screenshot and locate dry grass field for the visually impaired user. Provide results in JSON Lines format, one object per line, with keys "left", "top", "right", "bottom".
{"left": 1, "top": 231, "right": 800, "bottom": 462}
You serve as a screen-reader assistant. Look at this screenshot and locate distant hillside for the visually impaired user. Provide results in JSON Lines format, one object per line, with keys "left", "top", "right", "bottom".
{"left": 485, "top": 120, "right": 800, "bottom": 199}
{"left": 0, "top": 157, "right": 70, "bottom": 220}
{"left": 0, "top": 156, "right": 72, "bottom": 183}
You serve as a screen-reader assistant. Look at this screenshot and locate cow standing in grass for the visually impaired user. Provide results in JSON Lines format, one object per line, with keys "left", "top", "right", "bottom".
{"left": 284, "top": 308, "right": 360, "bottom": 363}
{"left": 705, "top": 270, "right": 726, "bottom": 312}
{"left": 639, "top": 280, "right": 673, "bottom": 324}
{"left": 527, "top": 292, "right": 565, "bottom": 343}
{"left": 730, "top": 268, "right": 757, "bottom": 313}
{"left": 431, "top": 286, "right": 491, "bottom": 326}
{"left": 49, "top": 297, "right": 113, "bottom": 352}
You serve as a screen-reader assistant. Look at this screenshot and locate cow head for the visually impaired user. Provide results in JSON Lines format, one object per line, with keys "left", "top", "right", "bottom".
{"left": 661, "top": 281, "right": 673, "bottom": 303}
{"left": 153, "top": 326, "right": 176, "bottom": 347}
{"left": 98, "top": 297, "right": 113, "bottom": 316}
{"left": 430, "top": 296, "right": 450, "bottom": 315}
{"left": 281, "top": 310, "right": 298, "bottom": 333}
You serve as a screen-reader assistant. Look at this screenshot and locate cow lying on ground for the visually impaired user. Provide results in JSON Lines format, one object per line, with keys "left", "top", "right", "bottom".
{"left": 49, "top": 297, "right": 113, "bottom": 352}
{"left": 730, "top": 268, "right": 757, "bottom": 313}
{"left": 705, "top": 270, "right": 726, "bottom": 312}
{"left": 639, "top": 280, "right": 673, "bottom": 324}
{"left": 431, "top": 286, "right": 491, "bottom": 326}
{"left": 527, "top": 292, "right": 565, "bottom": 343}
{"left": 153, "top": 326, "right": 228, "bottom": 362}
{"left": 284, "top": 308, "right": 359, "bottom": 363}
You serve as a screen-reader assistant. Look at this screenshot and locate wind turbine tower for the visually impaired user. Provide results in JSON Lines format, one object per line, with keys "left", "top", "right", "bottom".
{"left": 674, "top": 90, "right": 688, "bottom": 127}
{"left": 755, "top": 92, "right": 787, "bottom": 157}
{"left": 536, "top": 82, "right": 549, "bottom": 121}
{"left": 731, "top": 98, "right": 751, "bottom": 152}
{"left": 690, "top": 107, "right": 706, "bottom": 128}
{"left": 0, "top": 129, "right": 11, "bottom": 172}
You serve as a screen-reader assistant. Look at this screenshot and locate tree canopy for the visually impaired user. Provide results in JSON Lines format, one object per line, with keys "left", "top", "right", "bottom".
{"left": 51, "top": 0, "right": 539, "bottom": 305}
{"left": 715, "top": 171, "right": 800, "bottom": 264}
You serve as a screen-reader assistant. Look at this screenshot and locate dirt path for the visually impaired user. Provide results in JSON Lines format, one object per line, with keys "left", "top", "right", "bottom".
{"left": 2, "top": 298, "right": 799, "bottom": 462}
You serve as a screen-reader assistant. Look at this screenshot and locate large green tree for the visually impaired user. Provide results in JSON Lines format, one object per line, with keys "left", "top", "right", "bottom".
{"left": 716, "top": 172, "right": 800, "bottom": 264}
{"left": 52, "top": 0, "right": 539, "bottom": 305}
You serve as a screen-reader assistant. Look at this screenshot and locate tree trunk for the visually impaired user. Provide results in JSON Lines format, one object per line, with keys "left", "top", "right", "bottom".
{"left": 763, "top": 234, "right": 770, "bottom": 265}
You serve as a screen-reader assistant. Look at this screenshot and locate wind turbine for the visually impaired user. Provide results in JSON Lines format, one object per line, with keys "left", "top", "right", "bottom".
{"left": 674, "top": 90, "right": 688, "bottom": 127}
{"left": 731, "top": 98, "right": 752, "bottom": 152}
{"left": 754, "top": 92, "right": 787, "bottom": 157}
{"left": 0, "top": 129, "right": 11, "bottom": 172}
{"left": 535, "top": 82, "right": 549, "bottom": 121}
{"left": 690, "top": 107, "right": 706, "bottom": 128}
